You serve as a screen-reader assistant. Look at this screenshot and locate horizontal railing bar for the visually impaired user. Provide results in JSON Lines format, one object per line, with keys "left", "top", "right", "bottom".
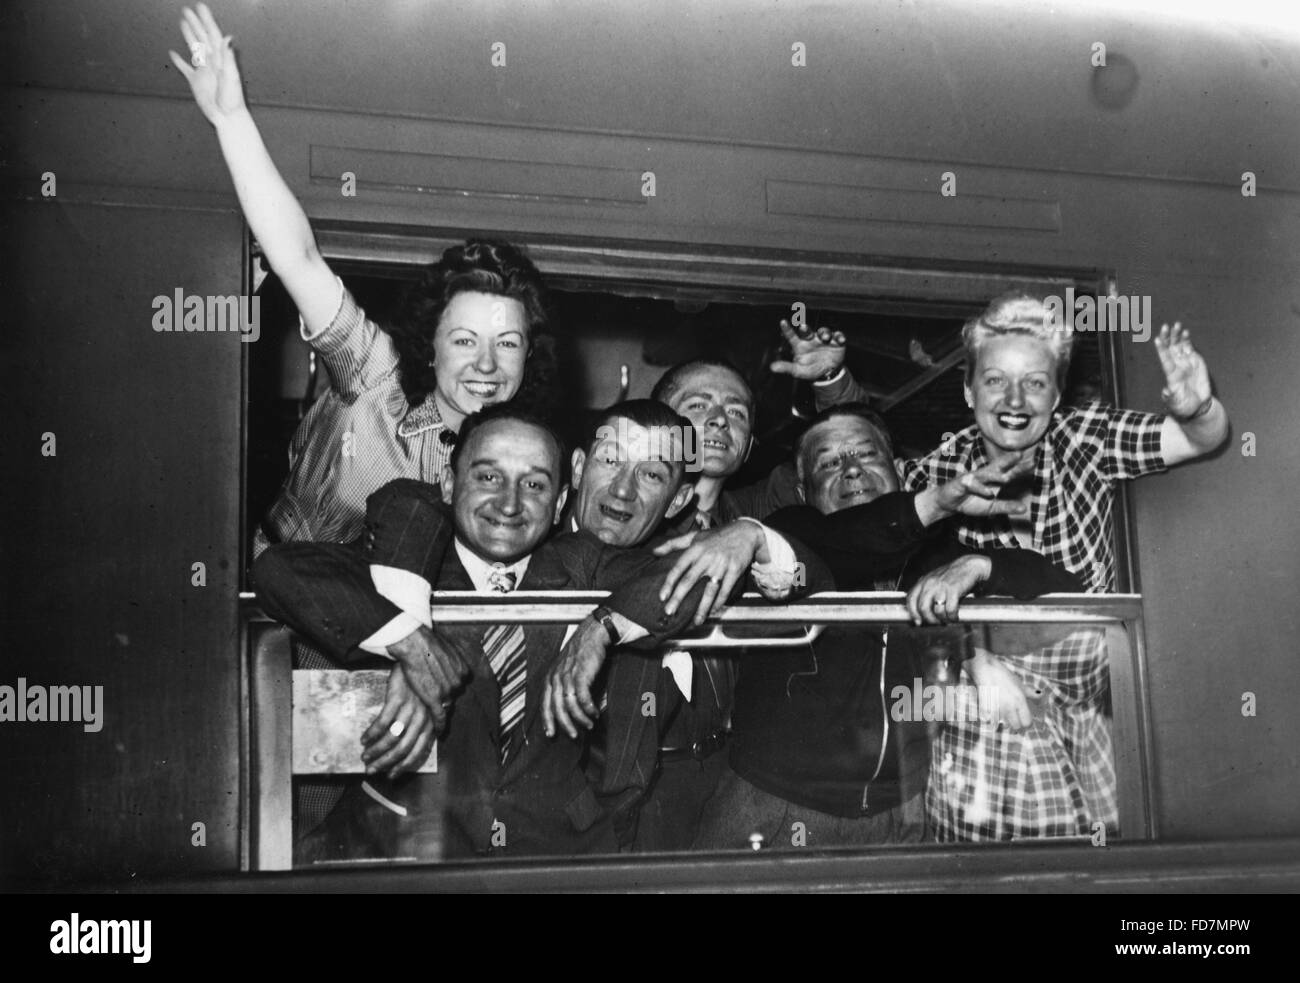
{"left": 240, "top": 591, "right": 1142, "bottom": 625}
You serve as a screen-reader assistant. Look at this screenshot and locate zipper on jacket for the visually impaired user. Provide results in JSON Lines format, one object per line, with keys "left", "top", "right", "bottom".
{"left": 864, "top": 631, "right": 890, "bottom": 811}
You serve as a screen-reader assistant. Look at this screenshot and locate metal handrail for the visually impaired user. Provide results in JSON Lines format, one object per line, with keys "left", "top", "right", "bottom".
{"left": 240, "top": 591, "right": 1142, "bottom": 630}
{"left": 239, "top": 588, "right": 1155, "bottom": 847}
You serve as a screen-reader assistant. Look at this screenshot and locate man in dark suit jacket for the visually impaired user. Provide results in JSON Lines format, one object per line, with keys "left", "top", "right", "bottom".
{"left": 555, "top": 397, "right": 811, "bottom": 843}
{"left": 254, "top": 405, "right": 726, "bottom": 860}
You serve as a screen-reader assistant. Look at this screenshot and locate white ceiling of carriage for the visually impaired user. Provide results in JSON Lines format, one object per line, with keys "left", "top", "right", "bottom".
{"left": 8, "top": 0, "right": 1300, "bottom": 188}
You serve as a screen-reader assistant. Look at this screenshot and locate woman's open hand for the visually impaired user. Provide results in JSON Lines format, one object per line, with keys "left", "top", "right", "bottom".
{"left": 169, "top": 4, "right": 247, "bottom": 126}
{"left": 1155, "top": 322, "right": 1212, "bottom": 418}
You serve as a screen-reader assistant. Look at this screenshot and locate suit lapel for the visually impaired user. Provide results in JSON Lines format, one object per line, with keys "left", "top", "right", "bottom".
{"left": 513, "top": 542, "right": 576, "bottom": 748}
{"left": 436, "top": 553, "right": 500, "bottom": 731}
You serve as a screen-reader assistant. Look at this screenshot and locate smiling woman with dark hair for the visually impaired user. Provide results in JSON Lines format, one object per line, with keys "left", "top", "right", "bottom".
{"left": 169, "top": 7, "right": 554, "bottom": 559}
{"left": 254, "top": 239, "right": 553, "bottom": 558}
{"left": 390, "top": 240, "right": 557, "bottom": 424}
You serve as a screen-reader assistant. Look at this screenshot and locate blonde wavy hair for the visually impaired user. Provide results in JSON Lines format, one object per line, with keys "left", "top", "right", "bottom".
{"left": 962, "top": 291, "right": 1075, "bottom": 391}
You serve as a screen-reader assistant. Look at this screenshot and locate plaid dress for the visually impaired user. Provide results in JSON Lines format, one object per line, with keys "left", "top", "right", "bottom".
{"left": 902, "top": 402, "right": 1165, "bottom": 840}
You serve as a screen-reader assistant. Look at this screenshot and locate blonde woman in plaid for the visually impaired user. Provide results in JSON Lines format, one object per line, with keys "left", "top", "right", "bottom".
{"left": 902, "top": 294, "right": 1228, "bottom": 840}
{"left": 800, "top": 293, "right": 1228, "bottom": 838}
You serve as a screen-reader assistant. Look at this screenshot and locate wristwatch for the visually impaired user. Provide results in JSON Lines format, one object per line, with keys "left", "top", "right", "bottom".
{"left": 1172, "top": 395, "right": 1215, "bottom": 423}
{"left": 591, "top": 605, "right": 621, "bottom": 645}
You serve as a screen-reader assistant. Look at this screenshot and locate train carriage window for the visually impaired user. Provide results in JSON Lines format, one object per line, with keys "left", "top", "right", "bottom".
{"left": 240, "top": 229, "right": 1152, "bottom": 869}
{"left": 245, "top": 246, "right": 1113, "bottom": 556}
{"left": 244, "top": 595, "right": 1153, "bottom": 868}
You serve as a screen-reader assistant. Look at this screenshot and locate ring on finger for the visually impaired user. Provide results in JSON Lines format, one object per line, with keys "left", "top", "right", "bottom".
{"left": 388, "top": 719, "right": 406, "bottom": 738}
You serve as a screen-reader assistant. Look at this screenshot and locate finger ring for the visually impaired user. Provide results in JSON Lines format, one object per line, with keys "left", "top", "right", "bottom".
{"left": 933, "top": 598, "right": 946, "bottom": 608}
{"left": 388, "top": 720, "right": 406, "bottom": 738}
{"left": 709, "top": 577, "right": 722, "bottom": 586}
{"left": 189, "top": 42, "right": 208, "bottom": 67}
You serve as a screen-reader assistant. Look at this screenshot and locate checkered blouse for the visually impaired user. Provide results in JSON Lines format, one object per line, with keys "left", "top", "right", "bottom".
{"left": 902, "top": 403, "right": 1166, "bottom": 841}
{"left": 901, "top": 402, "right": 1166, "bottom": 593}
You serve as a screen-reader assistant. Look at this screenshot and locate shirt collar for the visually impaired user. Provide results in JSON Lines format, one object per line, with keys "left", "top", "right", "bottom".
{"left": 454, "top": 538, "right": 532, "bottom": 593}
{"left": 398, "top": 397, "right": 445, "bottom": 439}
{"left": 694, "top": 506, "right": 720, "bottom": 530}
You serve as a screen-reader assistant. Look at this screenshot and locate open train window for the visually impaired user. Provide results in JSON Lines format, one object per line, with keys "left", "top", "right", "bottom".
{"left": 240, "top": 226, "right": 1154, "bottom": 871}
{"left": 244, "top": 228, "right": 1126, "bottom": 578}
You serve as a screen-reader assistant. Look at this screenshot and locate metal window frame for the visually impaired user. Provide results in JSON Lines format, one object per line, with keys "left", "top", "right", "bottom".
{"left": 236, "top": 225, "right": 1156, "bottom": 876}
{"left": 311, "top": 221, "right": 1097, "bottom": 312}
{"left": 280, "top": 225, "right": 1138, "bottom": 587}
{"left": 240, "top": 225, "right": 1134, "bottom": 579}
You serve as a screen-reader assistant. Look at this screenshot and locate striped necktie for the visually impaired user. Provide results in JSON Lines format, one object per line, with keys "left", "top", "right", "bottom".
{"left": 484, "top": 565, "right": 527, "bottom": 763}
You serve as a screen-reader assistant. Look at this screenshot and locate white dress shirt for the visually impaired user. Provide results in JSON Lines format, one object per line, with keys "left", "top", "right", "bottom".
{"left": 361, "top": 517, "right": 799, "bottom": 668}
{"left": 360, "top": 540, "right": 648, "bottom": 654}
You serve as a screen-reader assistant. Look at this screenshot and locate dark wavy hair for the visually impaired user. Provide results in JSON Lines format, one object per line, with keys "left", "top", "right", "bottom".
{"left": 389, "top": 239, "right": 557, "bottom": 418}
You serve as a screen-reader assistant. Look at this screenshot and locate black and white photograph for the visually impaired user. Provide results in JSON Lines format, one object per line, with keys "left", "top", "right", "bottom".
{"left": 2, "top": 0, "right": 1297, "bottom": 929}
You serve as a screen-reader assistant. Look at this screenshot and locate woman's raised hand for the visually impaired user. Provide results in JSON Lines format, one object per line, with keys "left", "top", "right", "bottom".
{"left": 165, "top": 3, "right": 338, "bottom": 332}
{"left": 1154, "top": 322, "right": 1212, "bottom": 417}
{"left": 169, "top": 4, "right": 246, "bottom": 126}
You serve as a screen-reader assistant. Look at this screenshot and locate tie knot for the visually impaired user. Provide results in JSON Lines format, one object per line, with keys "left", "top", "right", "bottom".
{"left": 487, "top": 564, "right": 517, "bottom": 593}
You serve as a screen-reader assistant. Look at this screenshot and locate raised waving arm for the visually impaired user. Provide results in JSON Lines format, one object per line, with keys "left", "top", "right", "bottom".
{"left": 169, "top": 4, "right": 338, "bottom": 332}
{"left": 1154, "top": 322, "right": 1229, "bottom": 465}
{"left": 769, "top": 318, "right": 847, "bottom": 381}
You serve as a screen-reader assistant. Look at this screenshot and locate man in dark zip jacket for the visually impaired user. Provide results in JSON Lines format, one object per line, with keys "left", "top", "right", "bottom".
{"left": 694, "top": 403, "right": 1084, "bottom": 847}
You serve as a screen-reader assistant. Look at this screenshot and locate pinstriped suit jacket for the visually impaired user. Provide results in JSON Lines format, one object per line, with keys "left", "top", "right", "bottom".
{"left": 253, "top": 479, "right": 711, "bottom": 857}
